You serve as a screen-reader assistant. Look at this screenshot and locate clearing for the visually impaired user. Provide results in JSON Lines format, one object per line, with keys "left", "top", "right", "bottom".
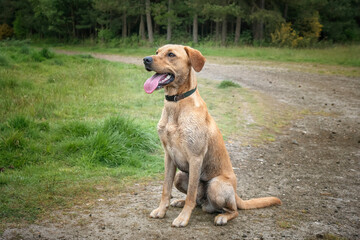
{"left": 2, "top": 50, "right": 359, "bottom": 240}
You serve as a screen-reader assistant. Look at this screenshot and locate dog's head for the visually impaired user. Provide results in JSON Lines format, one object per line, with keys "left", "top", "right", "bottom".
{"left": 143, "top": 45, "right": 206, "bottom": 94}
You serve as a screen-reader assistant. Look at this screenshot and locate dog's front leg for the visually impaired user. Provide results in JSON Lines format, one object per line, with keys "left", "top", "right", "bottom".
{"left": 172, "top": 156, "right": 203, "bottom": 227}
{"left": 150, "top": 152, "right": 176, "bottom": 218}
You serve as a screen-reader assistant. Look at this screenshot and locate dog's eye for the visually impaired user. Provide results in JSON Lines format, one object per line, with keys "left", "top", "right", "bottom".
{"left": 155, "top": 51, "right": 158, "bottom": 55}
{"left": 168, "top": 52, "right": 176, "bottom": 57}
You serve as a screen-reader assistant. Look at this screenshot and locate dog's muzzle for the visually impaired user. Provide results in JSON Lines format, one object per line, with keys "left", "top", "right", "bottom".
{"left": 143, "top": 56, "right": 153, "bottom": 71}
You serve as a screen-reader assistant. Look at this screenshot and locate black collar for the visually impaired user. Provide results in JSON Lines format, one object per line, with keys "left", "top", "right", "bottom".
{"left": 165, "top": 86, "right": 197, "bottom": 102}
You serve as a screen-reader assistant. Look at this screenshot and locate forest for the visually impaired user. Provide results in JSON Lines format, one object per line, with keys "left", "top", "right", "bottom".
{"left": 0, "top": 0, "right": 360, "bottom": 47}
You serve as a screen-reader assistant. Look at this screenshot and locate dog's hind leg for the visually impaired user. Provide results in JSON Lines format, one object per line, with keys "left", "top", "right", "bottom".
{"left": 206, "top": 176, "right": 239, "bottom": 226}
{"left": 171, "top": 171, "right": 205, "bottom": 208}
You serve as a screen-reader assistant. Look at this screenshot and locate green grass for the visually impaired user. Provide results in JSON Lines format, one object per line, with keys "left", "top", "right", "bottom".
{"left": 0, "top": 42, "right": 165, "bottom": 230}
{"left": 49, "top": 44, "right": 360, "bottom": 67}
{"left": 218, "top": 80, "right": 241, "bottom": 89}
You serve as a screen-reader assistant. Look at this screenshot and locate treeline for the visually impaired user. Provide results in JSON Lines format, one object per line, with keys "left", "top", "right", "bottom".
{"left": 0, "top": 0, "right": 359, "bottom": 46}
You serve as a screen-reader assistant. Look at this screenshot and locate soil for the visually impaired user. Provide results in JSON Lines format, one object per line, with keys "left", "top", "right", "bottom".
{"left": 2, "top": 51, "right": 359, "bottom": 240}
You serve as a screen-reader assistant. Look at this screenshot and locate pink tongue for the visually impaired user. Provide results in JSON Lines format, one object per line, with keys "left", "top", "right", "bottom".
{"left": 144, "top": 73, "right": 167, "bottom": 94}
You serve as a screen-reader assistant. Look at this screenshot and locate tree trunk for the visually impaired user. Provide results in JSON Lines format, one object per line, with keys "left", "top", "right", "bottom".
{"left": 122, "top": 11, "right": 127, "bottom": 38}
{"left": 215, "top": 21, "right": 220, "bottom": 42}
{"left": 139, "top": 15, "right": 146, "bottom": 40}
{"left": 253, "top": 0, "right": 265, "bottom": 42}
{"left": 259, "top": 0, "right": 265, "bottom": 41}
{"left": 234, "top": 16, "right": 241, "bottom": 44}
{"left": 71, "top": 7, "right": 76, "bottom": 38}
{"left": 145, "top": 0, "right": 154, "bottom": 43}
{"left": 166, "top": 0, "right": 172, "bottom": 41}
{"left": 284, "top": 2, "right": 288, "bottom": 20}
{"left": 221, "top": 16, "right": 227, "bottom": 46}
{"left": 193, "top": 13, "right": 198, "bottom": 43}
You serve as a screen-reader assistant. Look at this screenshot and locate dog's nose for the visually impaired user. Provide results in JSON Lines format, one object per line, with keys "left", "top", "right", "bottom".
{"left": 143, "top": 56, "right": 153, "bottom": 64}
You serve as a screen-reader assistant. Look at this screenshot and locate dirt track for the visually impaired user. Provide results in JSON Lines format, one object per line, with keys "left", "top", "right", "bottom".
{"left": 2, "top": 51, "right": 360, "bottom": 239}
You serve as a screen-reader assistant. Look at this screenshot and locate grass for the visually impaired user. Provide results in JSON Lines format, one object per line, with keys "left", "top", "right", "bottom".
{"left": 0, "top": 42, "right": 307, "bottom": 232}
{"left": 0, "top": 43, "right": 165, "bottom": 231}
{"left": 218, "top": 80, "right": 241, "bottom": 89}
{"left": 47, "top": 44, "right": 360, "bottom": 67}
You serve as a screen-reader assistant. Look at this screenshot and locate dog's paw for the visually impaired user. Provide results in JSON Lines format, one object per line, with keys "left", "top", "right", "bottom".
{"left": 171, "top": 213, "right": 190, "bottom": 227}
{"left": 214, "top": 215, "right": 228, "bottom": 226}
{"left": 149, "top": 207, "right": 166, "bottom": 219}
{"left": 170, "top": 199, "right": 185, "bottom": 208}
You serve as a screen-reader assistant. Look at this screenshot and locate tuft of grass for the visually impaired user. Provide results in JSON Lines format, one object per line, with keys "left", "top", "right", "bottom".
{"left": 0, "top": 78, "right": 18, "bottom": 89}
{"left": 39, "top": 48, "right": 54, "bottom": 59}
{"left": 19, "top": 45, "right": 30, "bottom": 55}
{"left": 277, "top": 220, "right": 293, "bottom": 229}
{"left": 0, "top": 55, "right": 9, "bottom": 66}
{"left": 78, "top": 54, "right": 93, "bottom": 59}
{"left": 218, "top": 80, "right": 241, "bottom": 89}
{"left": 8, "top": 115, "right": 31, "bottom": 130}
{"left": 59, "top": 121, "right": 92, "bottom": 138}
{"left": 31, "top": 48, "right": 55, "bottom": 62}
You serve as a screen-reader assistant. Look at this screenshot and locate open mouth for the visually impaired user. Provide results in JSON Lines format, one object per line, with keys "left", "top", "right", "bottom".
{"left": 144, "top": 73, "right": 175, "bottom": 94}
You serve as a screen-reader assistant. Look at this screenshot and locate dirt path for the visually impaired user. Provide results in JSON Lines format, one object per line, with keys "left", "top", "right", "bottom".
{"left": 3, "top": 51, "right": 359, "bottom": 240}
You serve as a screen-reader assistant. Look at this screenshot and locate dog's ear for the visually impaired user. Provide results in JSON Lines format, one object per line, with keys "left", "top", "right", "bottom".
{"left": 184, "top": 46, "right": 206, "bottom": 72}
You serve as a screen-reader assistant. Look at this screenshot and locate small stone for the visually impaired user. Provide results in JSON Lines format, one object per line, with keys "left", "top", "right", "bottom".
{"left": 316, "top": 233, "right": 324, "bottom": 238}
{"left": 292, "top": 140, "right": 299, "bottom": 145}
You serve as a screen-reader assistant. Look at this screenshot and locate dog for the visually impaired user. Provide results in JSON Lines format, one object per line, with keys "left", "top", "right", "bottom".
{"left": 143, "top": 45, "right": 281, "bottom": 227}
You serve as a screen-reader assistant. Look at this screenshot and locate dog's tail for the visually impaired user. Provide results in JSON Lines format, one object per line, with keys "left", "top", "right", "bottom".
{"left": 236, "top": 194, "right": 282, "bottom": 210}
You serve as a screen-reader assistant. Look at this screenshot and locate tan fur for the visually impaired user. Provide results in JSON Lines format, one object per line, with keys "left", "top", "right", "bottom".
{"left": 145, "top": 44, "right": 281, "bottom": 227}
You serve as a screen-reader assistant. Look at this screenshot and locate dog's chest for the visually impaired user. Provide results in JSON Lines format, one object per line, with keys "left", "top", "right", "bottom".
{"left": 158, "top": 121, "right": 190, "bottom": 172}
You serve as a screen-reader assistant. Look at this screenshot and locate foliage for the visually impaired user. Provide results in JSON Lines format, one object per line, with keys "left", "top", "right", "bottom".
{"left": 271, "top": 12, "right": 323, "bottom": 48}
{"left": 97, "top": 29, "right": 114, "bottom": 42}
{"left": 0, "top": 23, "right": 13, "bottom": 40}
{"left": 271, "top": 23, "right": 304, "bottom": 48}
{"left": 0, "top": 0, "right": 359, "bottom": 45}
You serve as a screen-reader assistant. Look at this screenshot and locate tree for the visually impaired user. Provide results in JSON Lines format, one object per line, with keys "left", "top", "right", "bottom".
{"left": 145, "top": 0, "right": 153, "bottom": 43}
{"left": 203, "top": 1, "right": 235, "bottom": 45}
{"left": 249, "top": 0, "right": 284, "bottom": 43}
{"left": 166, "top": 0, "right": 173, "bottom": 41}
{"left": 186, "top": 0, "right": 205, "bottom": 44}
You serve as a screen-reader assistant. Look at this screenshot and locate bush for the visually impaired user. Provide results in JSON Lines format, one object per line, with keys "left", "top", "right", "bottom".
{"left": 31, "top": 48, "right": 54, "bottom": 62}
{"left": 0, "top": 24, "right": 13, "bottom": 40}
{"left": 98, "top": 29, "right": 115, "bottom": 43}
{"left": 39, "top": 48, "right": 54, "bottom": 59}
{"left": 271, "top": 23, "right": 304, "bottom": 48}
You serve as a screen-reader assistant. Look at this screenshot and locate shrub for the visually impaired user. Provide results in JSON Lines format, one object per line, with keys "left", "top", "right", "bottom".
{"left": 98, "top": 29, "right": 114, "bottom": 43}
{"left": 0, "top": 24, "right": 13, "bottom": 40}
{"left": 31, "top": 48, "right": 54, "bottom": 62}
{"left": 271, "top": 23, "right": 304, "bottom": 48}
{"left": 39, "top": 48, "right": 54, "bottom": 59}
